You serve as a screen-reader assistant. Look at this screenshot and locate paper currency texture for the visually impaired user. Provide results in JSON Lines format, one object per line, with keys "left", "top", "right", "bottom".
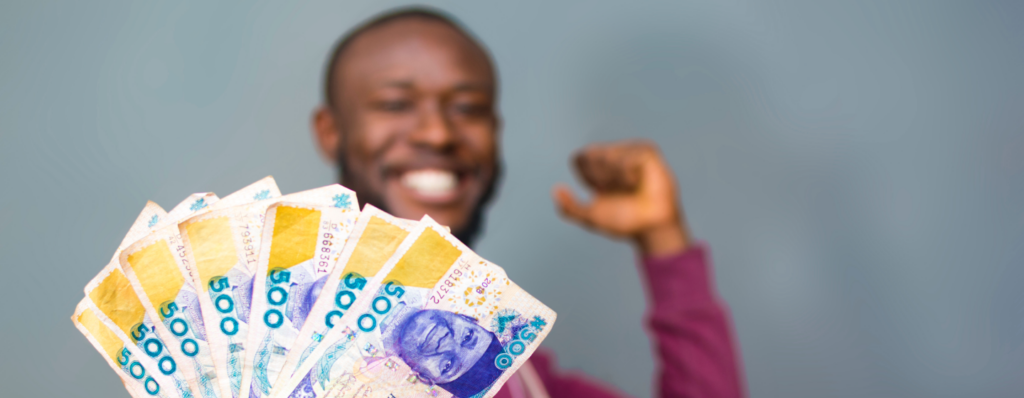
{"left": 177, "top": 185, "right": 358, "bottom": 398}
{"left": 74, "top": 299, "right": 191, "bottom": 398}
{"left": 241, "top": 199, "right": 360, "bottom": 398}
{"left": 75, "top": 201, "right": 189, "bottom": 398}
{"left": 83, "top": 196, "right": 221, "bottom": 398}
{"left": 273, "top": 216, "right": 556, "bottom": 398}
{"left": 277, "top": 204, "right": 418, "bottom": 384}
{"left": 118, "top": 178, "right": 281, "bottom": 398}
{"left": 73, "top": 179, "right": 555, "bottom": 398}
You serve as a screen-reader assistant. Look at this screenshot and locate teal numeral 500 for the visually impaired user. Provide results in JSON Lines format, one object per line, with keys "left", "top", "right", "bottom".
{"left": 264, "top": 269, "right": 291, "bottom": 328}
{"left": 324, "top": 272, "right": 367, "bottom": 328}
{"left": 116, "top": 347, "right": 161, "bottom": 395}
{"left": 160, "top": 301, "right": 200, "bottom": 357}
{"left": 356, "top": 281, "right": 404, "bottom": 332}
{"left": 209, "top": 276, "right": 239, "bottom": 335}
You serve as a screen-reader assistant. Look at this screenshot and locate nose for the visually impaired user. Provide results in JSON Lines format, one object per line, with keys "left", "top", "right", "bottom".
{"left": 408, "top": 100, "right": 457, "bottom": 151}
{"left": 436, "top": 330, "right": 456, "bottom": 353}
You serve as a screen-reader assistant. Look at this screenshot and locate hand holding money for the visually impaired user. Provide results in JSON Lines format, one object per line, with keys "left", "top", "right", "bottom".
{"left": 72, "top": 177, "right": 555, "bottom": 398}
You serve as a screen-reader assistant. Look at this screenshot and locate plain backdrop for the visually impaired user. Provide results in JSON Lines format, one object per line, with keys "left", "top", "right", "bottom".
{"left": 2, "top": 1, "right": 1024, "bottom": 397}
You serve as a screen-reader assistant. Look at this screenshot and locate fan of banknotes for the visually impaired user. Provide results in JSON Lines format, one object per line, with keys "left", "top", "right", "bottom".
{"left": 72, "top": 177, "right": 555, "bottom": 398}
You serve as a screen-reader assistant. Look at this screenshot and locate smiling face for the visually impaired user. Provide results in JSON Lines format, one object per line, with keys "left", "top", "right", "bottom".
{"left": 396, "top": 309, "right": 494, "bottom": 384}
{"left": 314, "top": 16, "right": 500, "bottom": 243}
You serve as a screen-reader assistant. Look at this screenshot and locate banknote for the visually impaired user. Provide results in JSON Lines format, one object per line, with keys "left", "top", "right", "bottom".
{"left": 240, "top": 200, "right": 361, "bottom": 398}
{"left": 159, "top": 193, "right": 220, "bottom": 230}
{"left": 75, "top": 201, "right": 179, "bottom": 398}
{"left": 114, "top": 201, "right": 170, "bottom": 250}
{"left": 276, "top": 204, "right": 417, "bottom": 384}
{"left": 74, "top": 298, "right": 191, "bottom": 398}
{"left": 272, "top": 216, "right": 557, "bottom": 398}
{"left": 118, "top": 178, "right": 281, "bottom": 398}
{"left": 177, "top": 185, "right": 358, "bottom": 398}
{"left": 83, "top": 197, "right": 219, "bottom": 398}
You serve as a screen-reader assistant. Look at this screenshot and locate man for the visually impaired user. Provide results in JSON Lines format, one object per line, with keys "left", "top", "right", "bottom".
{"left": 310, "top": 7, "right": 745, "bottom": 398}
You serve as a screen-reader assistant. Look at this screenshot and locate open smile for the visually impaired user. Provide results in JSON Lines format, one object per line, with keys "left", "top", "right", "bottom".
{"left": 387, "top": 166, "right": 474, "bottom": 205}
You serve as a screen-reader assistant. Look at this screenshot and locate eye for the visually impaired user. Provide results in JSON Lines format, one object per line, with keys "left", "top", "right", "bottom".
{"left": 452, "top": 102, "right": 489, "bottom": 117}
{"left": 462, "top": 328, "right": 474, "bottom": 345}
{"left": 442, "top": 359, "right": 453, "bottom": 375}
{"left": 376, "top": 100, "right": 413, "bottom": 112}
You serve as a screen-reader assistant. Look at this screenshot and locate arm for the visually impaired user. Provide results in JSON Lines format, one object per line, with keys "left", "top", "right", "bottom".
{"left": 642, "top": 245, "right": 744, "bottom": 398}
{"left": 552, "top": 141, "right": 745, "bottom": 398}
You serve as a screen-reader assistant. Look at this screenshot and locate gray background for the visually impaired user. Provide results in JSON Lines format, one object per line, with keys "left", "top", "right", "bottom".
{"left": 2, "top": 1, "right": 1023, "bottom": 397}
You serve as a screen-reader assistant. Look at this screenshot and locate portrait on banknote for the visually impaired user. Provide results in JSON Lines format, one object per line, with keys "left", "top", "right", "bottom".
{"left": 387, "top": 308, "right": 505, "bottom": 397}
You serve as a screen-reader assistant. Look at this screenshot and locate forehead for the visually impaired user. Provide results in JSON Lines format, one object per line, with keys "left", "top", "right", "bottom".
{"left": 408, "top": 310, "right": 447, "bottom": 329}
{"left": 334, "top": 18, "right": 495, "bottom": 95}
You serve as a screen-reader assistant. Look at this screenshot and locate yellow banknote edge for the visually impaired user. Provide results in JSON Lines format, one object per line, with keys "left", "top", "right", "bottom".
{"left": 76, "top": 199, "right": 200, "bottom": 398}
{"left": 276, "top": 204, "right": 418, "bottom": 385}
{"left": 119, "top": 219, "right": 222, "bottom": 398}
{"left": 75, "top": 201, "right": 171, "bottom": 398}
{"left": 87, "top": 195, "right": 221, "bottom": 398}
{"left": 241, "top": 199, "right": 360, "bottom": 398}
{"left": 177, "top": 184, "right": 358, "bottom": 398}
{"left": 88, "top": 195, "right": 203, "bottom": 300}
{"left": 73, "top": 298, "right": 182, "bottom": 398}
{"left": 119, "top": 178, "right": 282, "bottom": 398}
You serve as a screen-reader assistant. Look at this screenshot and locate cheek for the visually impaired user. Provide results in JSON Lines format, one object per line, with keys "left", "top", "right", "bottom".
{"left": 471, "top": 332, "right": 490, "bottom": 354}
{"left": 415, "top": 356, "right": 443, "bottom": 378}
{"left": 459, "top": 126, "right": 498, "bottom": 165}
{"left": 471, "top": 324, "right": 494, "bottom": 351}
{"left": 347, "top": 114, "right": 411, "bottom": 160}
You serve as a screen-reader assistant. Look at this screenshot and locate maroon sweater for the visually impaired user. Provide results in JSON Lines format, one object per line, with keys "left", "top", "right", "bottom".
{"left": 493, "top": 245, "right": 745, "bottom": 398}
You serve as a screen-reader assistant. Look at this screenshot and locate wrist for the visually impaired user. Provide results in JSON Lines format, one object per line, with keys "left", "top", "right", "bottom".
{"left": 633, "top": 219, "right": 690, "bottom": 258}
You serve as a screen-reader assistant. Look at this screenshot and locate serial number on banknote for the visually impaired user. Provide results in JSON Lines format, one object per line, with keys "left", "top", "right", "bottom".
{"left": 241, "top": 224, "right": 257, "bottom": 264}
{"left": 429, "top": 258, "right": 472, "bottom": 304}
{"left": 317, "top": 219, "right": 339, "bottom": 273}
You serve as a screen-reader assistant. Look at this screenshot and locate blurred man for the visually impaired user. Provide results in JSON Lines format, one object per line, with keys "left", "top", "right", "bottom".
{"left": 311, "top": 7, "right": 744, "bottom": 398}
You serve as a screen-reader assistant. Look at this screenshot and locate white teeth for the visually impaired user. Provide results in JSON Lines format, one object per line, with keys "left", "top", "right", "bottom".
{"left": 401, "top": 169, "right": 457, "bottom": 198}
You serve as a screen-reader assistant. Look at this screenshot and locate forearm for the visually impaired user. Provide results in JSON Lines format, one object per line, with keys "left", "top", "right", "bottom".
{"left": 641, "top": 245, "right": 745, "bottom": 398}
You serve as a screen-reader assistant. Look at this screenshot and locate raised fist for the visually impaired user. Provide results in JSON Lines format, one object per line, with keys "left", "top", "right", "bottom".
{"left": 553, "top": 140, "right": 690, "bottom": 257}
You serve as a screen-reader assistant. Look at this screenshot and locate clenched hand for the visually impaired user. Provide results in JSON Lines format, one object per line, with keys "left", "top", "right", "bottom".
{"left": 553, "top": 140, "right": 690, "bottom": 257}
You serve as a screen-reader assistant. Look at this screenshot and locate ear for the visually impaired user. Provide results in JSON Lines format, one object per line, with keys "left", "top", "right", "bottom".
{"left": 312, "top": 105, "right": 343, "bottom": 164}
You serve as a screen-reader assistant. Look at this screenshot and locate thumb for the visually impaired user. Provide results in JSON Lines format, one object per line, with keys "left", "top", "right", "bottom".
{"left": 552, "top": 184, "right": 594, "bottom": 227}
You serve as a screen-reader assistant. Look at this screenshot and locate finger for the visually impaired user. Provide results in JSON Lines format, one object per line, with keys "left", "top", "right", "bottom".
{"left": 576, "top": 143, "right": 645, "bottom": 192}
{"left": 573, "top": 145, "right": 607, "bottom": 191}
{"left": 575, "top": 144, "right": 623, "bottom": 192}
{"left": 552, "top": 184, "right": 595, "bottom": 227}
{"left": 609, "top": 145, "right": 645, "bottom": 190}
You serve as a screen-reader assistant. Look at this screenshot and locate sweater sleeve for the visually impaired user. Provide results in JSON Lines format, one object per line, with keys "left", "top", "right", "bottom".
{"left": 497, "top": 244, "right": 745, "bottom": 398}
{"left": 491, "top": 349, "right": 627, "bottom": 398}
{"left": 642, "top": 244, "right": 745, "bottom": 398}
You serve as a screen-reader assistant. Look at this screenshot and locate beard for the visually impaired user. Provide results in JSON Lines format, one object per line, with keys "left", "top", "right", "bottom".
{"left": 336, "top": 157, "right": 502, "bottom": 249}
